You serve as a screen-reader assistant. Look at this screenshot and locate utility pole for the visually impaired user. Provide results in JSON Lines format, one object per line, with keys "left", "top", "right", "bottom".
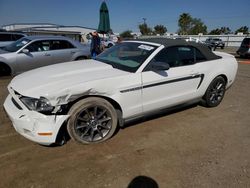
{"left": 142, "top": 18, "right": 147, "bottom": 25}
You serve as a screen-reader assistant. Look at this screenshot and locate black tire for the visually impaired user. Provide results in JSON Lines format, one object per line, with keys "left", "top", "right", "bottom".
{"left": 107, "top": 43, "right": 113, "bottom": 48}
{"left": 67, "top": 97, "right": 118, "bottom": 144}
{"left": 75, "top": 56, "right": 86, "bottom": 61}
{"left": 0, "top": 63, "right": 11, "bottom": 76}
{"left": 203, "top": 76, "right": 226, "bottom": 107}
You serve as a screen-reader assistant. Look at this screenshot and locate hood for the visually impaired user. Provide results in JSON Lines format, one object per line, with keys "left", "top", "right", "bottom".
{"left": 9, "top": 59, "right": 129, "bottom": 98}
{"left": 0, "top": 48, "right": 9, "bottom": 55}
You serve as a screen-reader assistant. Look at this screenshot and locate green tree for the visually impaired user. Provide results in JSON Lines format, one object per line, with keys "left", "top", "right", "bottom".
{"left": 178, "top": 13, "right": 207, "bottom": 35}
{"left": 189, "top": 18, "right": 207, "bottom": 35}
{"left": 154, "top": 25, "right": 167, "bottom": 35}
{"left": 139, "top": 23, "right": 152, "bottom": 35}
{"left": 220, "top": 27, "right": 231, "bottom": 34}
{"left": 120, "top": 30, "right": 133, "bottom": 39}
{"left": 209, "top": 27, "right": 231, "bottom": 35}
{"left": 178, "top": 13, "right": 192, "bottom": 35}
{"left": 235, "top": 26, "right": 249, "bottom": 34}
{"left": 209, "top": 28, "right": 221, "bottom": 35}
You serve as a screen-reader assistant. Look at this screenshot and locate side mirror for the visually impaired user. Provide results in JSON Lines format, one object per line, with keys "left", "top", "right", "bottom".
{"left": 151, "top": 62, "right": 170, "bottom": 71}
{"left": 22, "top": 49, "right": 30, "bottom": 54}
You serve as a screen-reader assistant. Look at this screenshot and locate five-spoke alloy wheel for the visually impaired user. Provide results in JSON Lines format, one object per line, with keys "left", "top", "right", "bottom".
{"left": 67, "top": 97, "right": 118, "bottom": 144}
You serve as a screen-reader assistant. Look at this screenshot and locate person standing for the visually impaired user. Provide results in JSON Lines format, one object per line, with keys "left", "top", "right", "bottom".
{"left": 90, "top": 31, "right": 101, "bottom": 58}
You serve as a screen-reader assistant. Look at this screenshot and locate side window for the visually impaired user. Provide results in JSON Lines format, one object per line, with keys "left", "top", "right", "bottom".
{"left": 153, "top": 46, "right": 195, "bottom": 67}
{"left": 145, "top": 46, "right": 205, "bottom": 71}
{"left": 0, "top": 34, "right": 11, "bottom": 41}
{"left": 151, "top": 47, "right": 180, "bottom": 68}
{"left": 50, "top": 40, "right": 75, "bottom": 50}
{"left": 12, "top": 34, "right": 24, "bottom": 41}
{"left": 26, "top": 40, "right": 50, "bottom": 52}
{"left": 178, "top": 47, "right": 195, "bottom": 65}
{"left": 195, "top": 48, "right": 206, "bottom": 62}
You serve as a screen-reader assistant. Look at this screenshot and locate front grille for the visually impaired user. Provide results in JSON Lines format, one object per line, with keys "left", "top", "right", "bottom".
{"left": 11, "top": 97, "right": 22, "bottom": 110}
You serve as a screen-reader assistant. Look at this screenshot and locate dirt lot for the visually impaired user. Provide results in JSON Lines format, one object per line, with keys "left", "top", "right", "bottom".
{"left": 0, "top": 54, "right": 250, "bottom": 187}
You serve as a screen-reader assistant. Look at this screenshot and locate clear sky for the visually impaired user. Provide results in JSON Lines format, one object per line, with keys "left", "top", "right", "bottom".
{"left": 0, "top": 0, "right": 249, "bottom": 33}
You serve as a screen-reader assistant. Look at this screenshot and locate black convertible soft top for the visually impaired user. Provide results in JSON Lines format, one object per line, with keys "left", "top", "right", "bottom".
{"left": 135, "top": 38, "right": 221, "bottom": 61}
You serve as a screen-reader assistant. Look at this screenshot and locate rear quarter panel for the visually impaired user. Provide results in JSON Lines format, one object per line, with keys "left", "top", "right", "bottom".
{"left": 197, "top": 52, "right": 238, "bottom": 97}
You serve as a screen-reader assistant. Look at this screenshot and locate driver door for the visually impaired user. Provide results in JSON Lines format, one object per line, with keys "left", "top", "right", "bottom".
{"left": 15, "top": 40, "right": 53, "bottom": 73}
{"left": 141, "top": 46, "right": 204, "bottom": 113}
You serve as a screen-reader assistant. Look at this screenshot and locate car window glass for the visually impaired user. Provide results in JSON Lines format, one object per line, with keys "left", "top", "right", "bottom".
{"left": 12, "top": 34, "right": 24, "bottom": 41}
{"left": 178, "top": 47, "right": 195, "bottom": 65}
{"left": 195, "top": 48, "right": 207, "bottom": 62}
{"left": 242, "top": 38, "right": 250, "bottom": 46}
{"left": 152, "top": 47, "right": 179, "bottom": 68}
{"left": 4, "top": 38, "right": 31, "bottom": 52}
{"left": 0, "top": 34, "right": 11, "bottom": 41}
{"left": 154, "top": 46, "right": 195, "bottom": 67}
{"left": 146, "top": 46, "right": 199, "bottom": 71}
{"left": 95, "top": 42, "right": 157, "bottom": 73}
{"left": 50, "top": 40, "right": 75, "bottom": 50}
{"left": 26, "top": 41, "right": 50, "bottom": 52}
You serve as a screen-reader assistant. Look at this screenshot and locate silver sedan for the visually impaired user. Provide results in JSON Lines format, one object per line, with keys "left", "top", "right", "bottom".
{"left": 0, "top": 36, "right": 90, "bottom": 76}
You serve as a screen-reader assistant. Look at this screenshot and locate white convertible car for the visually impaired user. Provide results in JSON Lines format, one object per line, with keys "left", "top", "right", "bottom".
{"left": 4, "top": 38, "right": 238, "bottom": 145}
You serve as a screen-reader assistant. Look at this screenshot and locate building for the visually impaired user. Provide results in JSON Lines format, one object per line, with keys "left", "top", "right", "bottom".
{"left": 2, "top": 23, "right": 96, "bottom": 43}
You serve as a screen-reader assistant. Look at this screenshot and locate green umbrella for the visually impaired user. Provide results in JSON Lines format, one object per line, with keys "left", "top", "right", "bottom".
{"left": 98, "top": 1, "right": 111, "bottom": 34}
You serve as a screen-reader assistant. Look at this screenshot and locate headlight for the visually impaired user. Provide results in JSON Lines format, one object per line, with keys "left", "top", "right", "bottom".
{"left": 20, "top": 96, "right": 54, "bottom": 113}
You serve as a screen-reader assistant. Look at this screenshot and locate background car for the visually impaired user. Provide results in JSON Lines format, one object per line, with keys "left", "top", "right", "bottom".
{"left": 236, "top": 37, "right": 250, "bottom": 58}
{"left": 4, "top": 38, "right": 238, "bottom": 146}
{"left": 175, "top": 37, "right": 203, "bottom": 43}
{"left": 0, "top": 32, "right": 27, "bottom": 47}
{"left": 101, "top": 38, "right": 115, "bottom": 48}
{"left": 205, "top": 38, "right": 225, "bottom": 49}
{"left": 0, "top": 35, "right": 90, "bottom": 76}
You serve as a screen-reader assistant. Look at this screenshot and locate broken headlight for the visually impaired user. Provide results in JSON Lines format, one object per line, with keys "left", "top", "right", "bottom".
{"left": 20, "top": 96, "right": 54, "bottom": 113}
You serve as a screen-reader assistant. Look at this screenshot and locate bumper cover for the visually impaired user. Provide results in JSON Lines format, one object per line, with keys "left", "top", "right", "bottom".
{"left": 3, "top": 95, "right": 69, "bottom": 145}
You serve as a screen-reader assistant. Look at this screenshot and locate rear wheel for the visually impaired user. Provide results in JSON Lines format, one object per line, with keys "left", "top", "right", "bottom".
{"left": 203, "top": 76, "right": 226, "bottom": 107}
{"left": 0, "top": 63, "right": 11, "bottom": 76}
{"left": 67, "top": 97, "right": 118, "bottom": 144}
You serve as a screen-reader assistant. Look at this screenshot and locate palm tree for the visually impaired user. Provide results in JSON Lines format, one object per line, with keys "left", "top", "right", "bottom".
{"left": 178, "top": 13, "right": 192, "bottom": 35}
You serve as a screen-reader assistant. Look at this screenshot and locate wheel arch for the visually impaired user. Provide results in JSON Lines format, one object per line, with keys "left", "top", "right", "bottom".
{"left": 67, "top": 94, "right": 124, "bottom": 126}
{"left": 0, "top": 61, "right": 12, "bottom": 75}
{"left": 74, "top": 55, "right": 88, "bottom": 61}
{"left": 217, "top": 74, "right": 228, "bottom": 85}
{"left": 200, "top": 73, "right": 228, "bottom": 98}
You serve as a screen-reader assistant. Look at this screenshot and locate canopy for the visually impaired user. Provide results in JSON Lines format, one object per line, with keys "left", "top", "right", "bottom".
{"left": 98, "top": 1, "right": 111, "bottom": 34}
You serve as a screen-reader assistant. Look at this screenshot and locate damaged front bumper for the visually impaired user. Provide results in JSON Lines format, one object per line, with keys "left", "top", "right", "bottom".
{"left": 3, "top": 95, "right": 69, "bottom": 145}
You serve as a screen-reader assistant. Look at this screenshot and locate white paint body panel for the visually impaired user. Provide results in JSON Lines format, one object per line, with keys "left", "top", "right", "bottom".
{"left": 4, "top": 43, "right": 238, "bottom": 145}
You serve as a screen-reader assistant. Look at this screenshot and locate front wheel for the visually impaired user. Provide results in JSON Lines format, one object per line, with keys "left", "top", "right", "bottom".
{"left": 75, "top": 56, "right": 87, "bottom": 61}
{"left": 67, "top": 97, "right": 118, "bottom": 144}
{"left": 107, "top": 43, "right": 113, "bottom": 48}
{"left": 202, "top": 76, "right": 226, "bottom": 107}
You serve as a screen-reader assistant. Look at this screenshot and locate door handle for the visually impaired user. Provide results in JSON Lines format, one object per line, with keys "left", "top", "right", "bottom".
{"left": 71, "top": 51, "right": 76, "bottom": 54}
{"left": 44, "top": 53, "right": 51, "bottom": 56}
{"left": 190, "top": 72, "right": 199, "bottom": 77}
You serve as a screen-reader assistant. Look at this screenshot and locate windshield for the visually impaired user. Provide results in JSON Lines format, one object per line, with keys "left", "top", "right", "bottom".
{"left": 3, "top": 37, "right": 31, "bottom": 52}
{"left": 95, "top": 42, "right": 157, "bottom": 72}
